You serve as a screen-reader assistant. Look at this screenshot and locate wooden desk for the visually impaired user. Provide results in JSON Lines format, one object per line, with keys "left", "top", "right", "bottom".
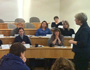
{"left": 0, "top": 29, "right": 37, "bottom": 36}
{"left": 0, "top": 46, "right": 74, "bottom": 59}
{"left": 0, "top": 37, "right": 73, "bottom": 46}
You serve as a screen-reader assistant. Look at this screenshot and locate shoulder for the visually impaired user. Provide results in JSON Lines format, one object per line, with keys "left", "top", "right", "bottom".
{"left": 13, "top": 28, "right": 18, "bottom": 31}
{"left": 59, "top": 22, "right": 63, "bottom": 25}
{"left": 16, "top": 63, "right": 30, "bottom": 70}
{"left": 24, "top": 35, "right": 29, "bottom": 38}
{"left": 69, "top": 28, "right": 74, "bottom": 31}
{"left": 51, "top": 22, "right": 55, "bottom": 24}
{"left": 15, "top": 35, "right": 20, "bottom": 38}
{"left": 46, "top": 28, "right": 51, "bottom": 30}
{"left": 37, "top": 28, "right": 42, "bottom": 31}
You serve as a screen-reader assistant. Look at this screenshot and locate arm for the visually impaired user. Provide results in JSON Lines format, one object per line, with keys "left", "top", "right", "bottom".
{"left": 27, "top": 37, "right": 32, "bottom": 45}
{"left": 69, "top": 28, "right": 88, "bottom": 47}
{"left": 48, "top": 29, "right": 52, "bottom": 34}
{"left": 35, "top": 29, "right": 40, "bottom": 36}
{"left": 51, "top": 22, "right": 55, "bottom": 28}
{"left": 10, "top": 30, "right": 15, "bottom": 36}
{"left": 58, "top": 35, "right": 64, "bottom": 46}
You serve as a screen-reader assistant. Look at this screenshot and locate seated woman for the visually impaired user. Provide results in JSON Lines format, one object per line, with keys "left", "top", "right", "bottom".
{"left": 51, "top": 58, "right": 75, "bottom": 70}
{"left": 35, "top": 21, "right": 52, "bottom": 36}
{"left": 14, "top": 28, "right": 32, "bottom": 45}
{"left": 60, "top": 20, "right": 75, "bottom": 36}
{"left": 0, "top": 43, "right": 30, "bottom": 70}
{"left": 48, "top": 28, "right": 64, "bottom": 47}
{"left": 51, "top": 16, "right": 63, "bottom": 28}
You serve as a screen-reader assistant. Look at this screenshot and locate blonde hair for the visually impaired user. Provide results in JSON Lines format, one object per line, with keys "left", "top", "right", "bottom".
{"left": 63, "top": 20, "right": 70, "bottom": 31}
{"left": 51, "top": 58, "right": 75, "bottom": 70}
{"left": 75, "top": 12, "right": 87, "bottom": 23}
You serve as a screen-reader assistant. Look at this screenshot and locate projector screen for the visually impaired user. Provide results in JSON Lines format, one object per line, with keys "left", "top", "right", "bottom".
{"left": 0, "top": 0, "right": 23, "bottom": 21}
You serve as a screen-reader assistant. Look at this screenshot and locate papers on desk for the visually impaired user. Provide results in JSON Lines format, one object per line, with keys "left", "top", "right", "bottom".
{"left": 0, "top": 34, "right": 4, "bottom": 38}
{"left": 1, "top": 44, "right": 11, "bottom": 49}
{"left": 1, "top": 44, "right": 30, "bottom": 49}
{"left": 24, "top": 44, "right": 30, "bottom": 48}
{"left": 54, "top": 46, "right": 67, "bottom": 48}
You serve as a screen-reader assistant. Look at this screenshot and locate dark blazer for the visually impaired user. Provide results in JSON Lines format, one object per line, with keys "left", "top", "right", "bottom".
{"left": 72, "top": 22, "right": 90, "bottom": 54}
{"left": 0, "top": 40, "right": 2, "bottom": 46}
{"left": 14, "top": 35, "right": 32, "bottom": 45}
{"left": 51, "top": 22, "right": 62, "bottom": 28}
{"left": 60, "top": 28, "right": 75, "bottom": 36}
{"left": 0, "top": 53, "right": 30, "bottom": 70}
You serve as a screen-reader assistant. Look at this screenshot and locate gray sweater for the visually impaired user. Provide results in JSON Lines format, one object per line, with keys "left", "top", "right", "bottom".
{"left": 48, "top": 35, "right": 64, "bottom": 47}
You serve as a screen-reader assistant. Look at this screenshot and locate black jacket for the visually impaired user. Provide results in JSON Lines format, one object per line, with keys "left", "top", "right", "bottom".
{"left": 51, "top": 22, "right": 62, "bottom": 28}
{"left": 14, "top": 35, "right": 32, "bottom": 45}
{"left": 60, "top": 28, "right": 75, "bottom": 36}
{"left": 72, "top": 22, "right": 90, "bottom": 54}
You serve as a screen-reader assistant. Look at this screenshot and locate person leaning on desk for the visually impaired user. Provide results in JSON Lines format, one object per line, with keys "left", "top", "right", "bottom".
{"left": 0, "top": 42, "right": 30, "bottom": 70}
{"left": 48, "top": 28, "right": 64, "bottom": 47}
{"left": 14, "top": 28, "right": 32, "bottom": 45}
{"left": 69, "top": 12, "right": 90, "bottom": 70}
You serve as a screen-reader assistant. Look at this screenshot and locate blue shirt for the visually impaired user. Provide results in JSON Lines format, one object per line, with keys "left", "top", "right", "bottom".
{"left": 35, "top": 28, "right": 52, "bottom": 36}
{"left": 0, "top": 53, "right": 30, "bottom": 70}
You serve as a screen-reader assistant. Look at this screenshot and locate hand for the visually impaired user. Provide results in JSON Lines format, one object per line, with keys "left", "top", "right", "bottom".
{"left": 22, "top": 41, "right": 26, "bottom": 44}
{"left": 69, "top": 40, "right": 77, "bottom": 45}
{"left": 21, "top": 56, "right": 26, "bottom": 62}
{"left": 55, "top": 36, "right": 59, "bottom": 40}
{"left": 69, "top": 40, "right": 74, "bottom": 44}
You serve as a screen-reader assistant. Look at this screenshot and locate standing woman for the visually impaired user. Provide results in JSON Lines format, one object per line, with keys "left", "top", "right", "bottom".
{"left": 69, "top": 13, "right": 90, "bottom": 70}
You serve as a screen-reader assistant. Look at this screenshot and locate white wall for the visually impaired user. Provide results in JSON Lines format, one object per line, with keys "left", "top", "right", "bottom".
{"left": 60, "top": 0, "right": 90, "bottom": 32}
{"left": 23, "top": 0, "right": 60, "bottom": 26}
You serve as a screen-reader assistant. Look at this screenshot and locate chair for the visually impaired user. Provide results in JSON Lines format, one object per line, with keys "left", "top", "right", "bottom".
{"left": 0, "top": 19, "right": 4, "bottom": 23}
{"left": 7, "top": 24, "right": 16, "bottom": 29}
{"left": 29, "top": 17, "right": 40, "bottom": 23}
{"left": 15, "top": 18, "right": 25, "bottom": 23}
{"left": 25, "top": 23, "right": 35, "bottom": 29}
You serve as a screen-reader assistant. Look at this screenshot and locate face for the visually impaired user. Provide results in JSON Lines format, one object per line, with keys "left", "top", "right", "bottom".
{"left": 54, "top": 31, "right": 59, "bottom": 36}
{"left": 63, "top": 23, "right": 69, "bottom": 28}
{"left": 75, "top": 18, "right": 81, "bottom": 25}
{"left": 42, "top": 22, "right": 47, "bottom": 28}
{"left": 19, "top": 29, "right": 24, "bottom": 36}
{"left": 54, "top": 18, "right": 59, "bottom": 23}
{"left": 17, "top": 23, "right": 23, "bottom": 28}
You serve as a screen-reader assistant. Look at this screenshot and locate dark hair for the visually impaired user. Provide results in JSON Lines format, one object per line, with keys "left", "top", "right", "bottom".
{"left": 18, "top": 27, "right": 24, "bottom": 31}
{"left": 54, "top": 16, "right": 59, "bottom": 20}
{"left": 53, "top": 28, "right": 62, "bottom": 37}
{"left": 40, "top": 21, "right": 48, "bottom": 29}
{"left": 9, "top": 42, "right": 26, "bottom": 56}
{"left": 51, "top": 58, "right": 75, "bottom": 70}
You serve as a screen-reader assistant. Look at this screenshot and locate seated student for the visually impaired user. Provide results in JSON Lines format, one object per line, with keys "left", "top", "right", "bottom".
{"left": 51, "top": 58, "right": 75, "bottom": 70}
{"left": 0, "top": 42, "right": 30, "bottom": 70}
{"left": 10, "top": 23, "right": 23, "bottom": 36}
{"left": 48, "top": 28, "right": 64, "bottom": 47}
{"left": 60, "top": 20, "right": 75, "bottom": 36}
{"left": 51, "top": 16, "right": 63, "bottom": 28}
{"left": 14, "top": 28, "right": 31, "bottom": 45}
{"left": 0, "top": 40, "right": 3, "bottom": 46}
{"left": 35, "top": 21, "right": 52, "bottom": 36}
